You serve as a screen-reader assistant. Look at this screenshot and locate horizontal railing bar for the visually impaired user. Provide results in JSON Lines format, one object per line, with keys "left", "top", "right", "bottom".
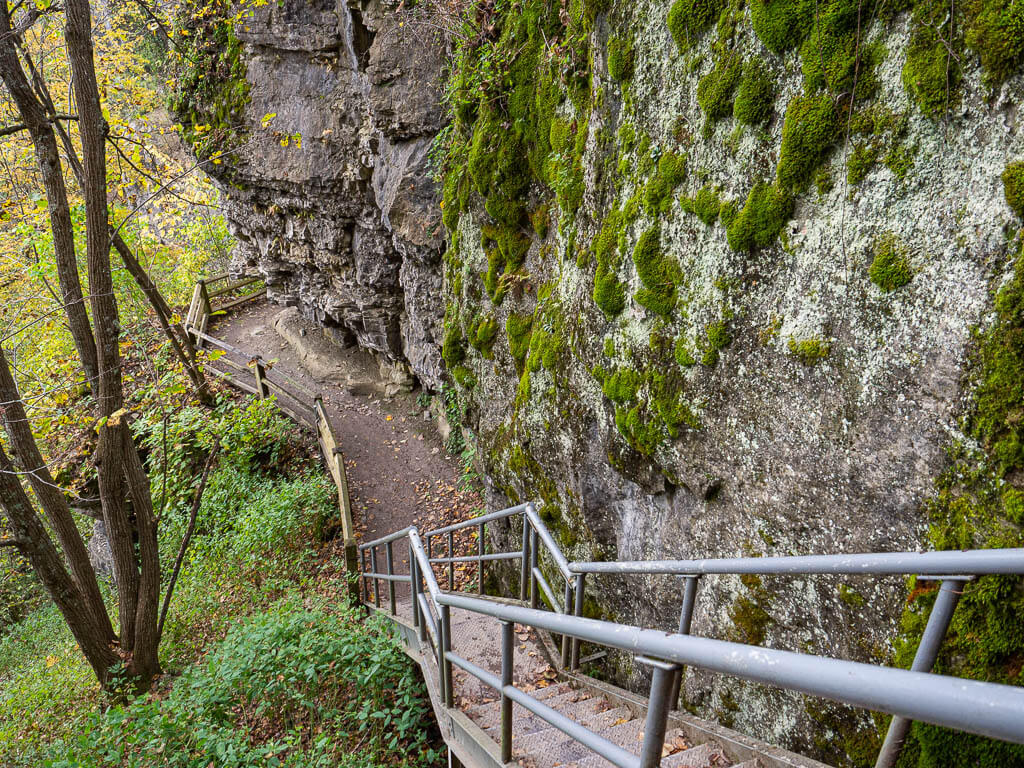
{"left": 213, "top": 292, "right": 263, "bottom": 312}
{"left": 429, "top": 551, "right": 522, "bottom": 565}
{"left": 439, "top": 592, "right": 1024, "bottom": 745}
{"left": 447, "top": 652, "right": 640, "bottom": 768}
{"left": 568, "top": 548, "right": 1024, "bottom": 577}
{"left": 207, "top": 277, "right": 260, "bottom": 298}
{"left": 360, "top": 526, "right": 415, "bottom": 550}
{"left": 533, "top": 567, "right": 563, "bottom": 614}
{"left": 362, "top": 572, "right": 411, "bottom": 583}
{"left": 526, "top": 506, "right": 572, "bottom": 579}
{"left": 424, "top": 503, "right": 531, "bottom": 538}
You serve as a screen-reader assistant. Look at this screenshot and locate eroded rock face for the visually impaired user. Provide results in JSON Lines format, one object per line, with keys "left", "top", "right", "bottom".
{"left": 211, "top": 0, "right": 447, "bottom": 390}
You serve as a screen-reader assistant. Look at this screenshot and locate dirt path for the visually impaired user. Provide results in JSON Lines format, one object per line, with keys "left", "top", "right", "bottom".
{"left": 208, "top": 299, "right": 482, "bottom": 562}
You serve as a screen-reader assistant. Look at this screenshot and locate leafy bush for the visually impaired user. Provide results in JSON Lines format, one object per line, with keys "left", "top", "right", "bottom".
{"left": 47, "top": 600, "right": 442, "bottom": 768}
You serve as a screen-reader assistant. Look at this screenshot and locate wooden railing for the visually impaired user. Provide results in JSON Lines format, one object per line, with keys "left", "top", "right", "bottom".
{"left": 183, "top": 276, "right": 359, "bottom": 601}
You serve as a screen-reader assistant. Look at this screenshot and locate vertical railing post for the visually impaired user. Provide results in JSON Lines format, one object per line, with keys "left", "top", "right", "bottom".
{"left": 447, "top": 530, "right": 455, "bottom": 591}
{"left": 441, "top": 604, "right": 454, "bottom": 708}
{"left": 410, "top": 548, "right": 421, "bottom": 633}
{"left": 372, "top": 545, "right": 381, "bottom": 609}
{"left": 478, "top": 521, "right": 485, "bottom": 595}
{"left": 637, "top": 656, "right": 681, "bottom": 768}
{"left": 386, "top": 540, "right": 396, "bottom": 616}
{"left": 529, "top": 528, "right": 539, "bottom": 610}
{"left": 669, "top": 575, "right": 699, "bottom": 710}
{"left": 561, "top": 578, "right": 573, "bottom": 667}
{"left": 874, "top": 577, "right": 968, "bottom": 768}
{"left": 519, "top": 516, "right": 530, "bottom": 601}
{"left": 364, "top": 548, "right": 372, "bottom": 606}
{"left": 571, "top": 573, "right": 585, "bottom": 670}
{"left": 500, "top": 620, "right": 514, "bottom": 763}
{"left": 253, "top": 356, "right": 270, "bottom": 399}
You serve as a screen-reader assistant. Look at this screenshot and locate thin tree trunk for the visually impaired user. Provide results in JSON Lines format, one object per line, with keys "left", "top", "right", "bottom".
{"left": 0, "top": 443, "right": 120, "bottom": 684}
{"left": 0, "top": 349, "right": 115, "bottom": 643}
{"left": 0, "top": 6, "right": 99, "bottom": 384}
{"left": 65, "top": 0, "right": 154, "bottom": 678}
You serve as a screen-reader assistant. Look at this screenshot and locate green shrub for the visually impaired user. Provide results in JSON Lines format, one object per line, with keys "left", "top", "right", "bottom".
{"left": 47, "top": 601, "right": 441, "bottom": 768}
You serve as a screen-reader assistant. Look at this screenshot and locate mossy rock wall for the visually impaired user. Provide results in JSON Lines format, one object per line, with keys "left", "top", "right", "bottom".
{"left": 436, "top": 0, "right": 1024, "bottom": 762}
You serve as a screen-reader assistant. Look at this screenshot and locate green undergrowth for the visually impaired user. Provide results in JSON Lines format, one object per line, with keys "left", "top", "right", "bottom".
{"left": 0, "top": 399, "right": 348, "bottom": 765}
{"left": 893, "top": 239, "right": 1024, "bottom": 767}
{"left": 47, "top": 602, "right": 440, "bottom": 768}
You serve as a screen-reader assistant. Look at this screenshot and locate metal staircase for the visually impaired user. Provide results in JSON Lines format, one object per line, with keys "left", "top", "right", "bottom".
{"left": 359, "top": 502, "right": 1024, "bottom": 768}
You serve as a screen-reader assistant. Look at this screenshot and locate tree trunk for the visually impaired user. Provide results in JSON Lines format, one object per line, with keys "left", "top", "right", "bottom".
{"left": 0, "top": 350, "right": 115, "bottom": 644}
{"left": 0, "top": 444, "right": 120, "bottom": 685}
{"left": 65, "top": 0, "right": 161, "bottom": 687}
{"left": 0, "top": 7, "right": 99, "bottom": 385}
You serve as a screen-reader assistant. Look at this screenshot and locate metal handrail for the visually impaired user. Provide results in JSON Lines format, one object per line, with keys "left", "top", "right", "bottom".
{"left": 568, "top": 548, "right": 1024, "bottom": 576}
{"left": 357, "top": 503, "right": 1024, "bottom": 768}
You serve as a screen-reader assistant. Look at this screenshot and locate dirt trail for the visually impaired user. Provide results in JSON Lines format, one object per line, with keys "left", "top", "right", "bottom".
{"left": 208, "top": 300, "right": 482, "bottom": 563}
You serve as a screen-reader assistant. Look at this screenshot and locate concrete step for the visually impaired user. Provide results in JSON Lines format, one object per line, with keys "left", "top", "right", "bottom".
{"left": 728, "top": 761, "right": 764, "bottom": 768}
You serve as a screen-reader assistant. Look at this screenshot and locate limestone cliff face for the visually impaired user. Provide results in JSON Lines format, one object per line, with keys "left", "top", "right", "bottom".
{"left": 202, "top": 0, "right": 447, "bottom": 390}
{"left": 189, "top": 0, "right": 1024, "bottom": 761}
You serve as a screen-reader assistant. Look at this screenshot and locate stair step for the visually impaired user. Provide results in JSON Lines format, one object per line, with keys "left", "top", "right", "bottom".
{"left": 481, "top": 690, "right": 600, "bottom": 737}
{"left": 660, "top": 742, "right": 728, "bottom": 768}
{"left": 728, "top": 761, "right": 763, "bottom": 768}
{"left": 577, "top": 703, "right": 630, "bottom": 731}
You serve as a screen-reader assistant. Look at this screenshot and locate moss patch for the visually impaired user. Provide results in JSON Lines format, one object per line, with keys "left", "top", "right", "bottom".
{"left": 726, "top": 182, "right": 794, "bottom": 251}
{"left": 607, "top": 36, "right": 635, "bottom": 81}
{"left": 868, "top": 233, "right": 913, "bottom": 292}
{"left": 749, "top": 0, "right": 814, "bottom": 53}
{"left": 631, "top": 227, "right": 681, "bottom": 318}
{"left": 733, "top": 59, "right": 775, "bottom": 126}
{"left": 1003, "top": 161, "right": 1024, "bottom": 219}
{"left": 697, "top": 51, "right": 744, "bottom": 122}
{"left": 668, "top": 0, "right": 726, "bottom": 51}
{"left": 777, "top": 93, "right": 840, "bottom": 193}
{"left": 787, "top": 336, "right": 831, "bottom": 364}
{"left": 505, "top": 314, "right": 534, "bottom": 371}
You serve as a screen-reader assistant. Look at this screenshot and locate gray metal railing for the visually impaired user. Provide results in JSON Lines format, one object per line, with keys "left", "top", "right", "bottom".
{"left": 358, "top": 502, "right": 1024, "bottom": 768}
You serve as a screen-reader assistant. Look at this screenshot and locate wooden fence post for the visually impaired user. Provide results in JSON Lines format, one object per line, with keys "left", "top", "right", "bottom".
{"left": 253, "top": 357, "right": 270, "bottom": 399}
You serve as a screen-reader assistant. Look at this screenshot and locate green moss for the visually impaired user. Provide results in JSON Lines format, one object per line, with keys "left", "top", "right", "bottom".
{"left": 1003, "top": 161, "right": 1024, "bottom": 219}
{"left": 884, "top": 142, "right": 916, "bottom": 180}
{"left": 749, "top": 0, "right": 814, "bottom": 53}
{"left": 699, "top": 320, "right": 732, "bottom": 365}
{"left": 602, "top": 368, "right": 642, "bottom": 403}
{"left": 726, "top": 182, "right": 794, "bottom": 251}
{"left": 728, "top": 574, "right": 773, "bottom": 645}
{"left": 469, "top": 315, "right": 499, "bottom": 358}
{"left": 777, "top": 93, "right": 840, "bottom": 193}
{"left": 505, "top": 314, "right": 534, "bottom": 371}
{"left": 675, "top": 336, "right": 697, "bottom": 367}
{"left": 530, "top": 204, "right": 551, "bottom": 238}
{"left": 963, "top": 0, "right": 1024, "bottom": 89}
{"left": 799, "top": 0, "right": 882, "bottom": 98}
{"left": 643, "top": 152, "right": 689, "bottom": 214}
{"left": 592, "top": 207, "right": 630, "bottom": 318}
{"left": 733, "top": 60, "right": 775, "bottom": 126}
{"left": 607, "top": 36, "right": 635, "bottom": 81}
{"left": 632, "top": 227, "right": 680, "bottom": 318}
{"left": 442, "top": 322, "right": 467, "bottom": 368}
{"left": 697, "top": 51, "right": 743, "bottom": 121}
{"left": 787, "top": 336, "right": 831, "bottom": 364}
{"left": 650, "top": 371, "right": 701, "bottom": 436}
{"left": 467, "top": 107, "right": 530, "bottom": 227}
{"left": 668, "top": 0, "right": 726, "bottom": 51}
{"left": 838, "top": 584, "right": 866, "bottom": 608}
{"left": 614, "top": 404, "right": 663, "bottom": 455}
{"left": 901, "top": 0, "right": 967, "bottom": 116}
{"left": 684, "top": 185, "right": 721, "bottom": 225}
{"left": 603, "top": 337, "right": 615, "bottom": 357}
{"left": 815, "top": 168, "right": 835, "bottom": 196}
{"left": 847, "top": 140, "right": 882, "bottom": 185}
{"left": 869, "top": 233, "right": 913, "bottom": 292}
